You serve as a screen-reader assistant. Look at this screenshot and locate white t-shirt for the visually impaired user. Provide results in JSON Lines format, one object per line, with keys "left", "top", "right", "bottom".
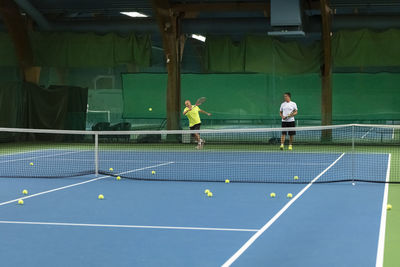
{"left": 280, "top": 101, "right": 298, "bottom": 122}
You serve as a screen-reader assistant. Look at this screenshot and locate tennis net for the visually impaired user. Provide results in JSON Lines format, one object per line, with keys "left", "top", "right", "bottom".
{"left": 0, "top": 124, "right": 398, "bottom": 183}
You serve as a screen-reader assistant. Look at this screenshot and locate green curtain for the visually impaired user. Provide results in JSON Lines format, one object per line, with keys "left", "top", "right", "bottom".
{"left": 205, "top": 35, "right": 321, "bottom": 74}
{"left": 0, "top": 33, "right": 18, "bottom": 66}
{"left": 332, "top": 29, "right": 400, "bottom": 68}
{"left": 0, "top": 82, "right": 88, "bottom": 130}
{"left": 122, "top": 73, "right": 321, "bottom": 120}
{"left": 31, "top": 32, "right": 151, "bottom": 68}
{"left": 245, "top": 36, "right": 321, "bottom": 74}
{"left": 122, "top": 73, "right": 400, "bottom": 122}
{"left": 26, "top": 83, "right": 69, "bottom": 129}
{"left": 0, "top": 82, "right": 26, "bottom": 128}
{"left": 0, "top": 32, "right": 151, "bottom": 68}
{"left": 205, "top": 36, "right": 245, "bottom": 72}
{"left": 333, "top": 73, "right": 400, "bottom": 120}
{"left": 50, "top": 85, "right": 88, "bottom": 130}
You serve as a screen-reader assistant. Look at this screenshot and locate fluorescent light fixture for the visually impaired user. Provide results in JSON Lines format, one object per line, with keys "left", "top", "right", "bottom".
{"left": 120, "top": 12, "right": 148, "bottom": 18}
{"left": 191, "top": 34, "right": 206, "bottom": 42}
{"left": 268, "top": 30, "right": 305, "bottom": 37}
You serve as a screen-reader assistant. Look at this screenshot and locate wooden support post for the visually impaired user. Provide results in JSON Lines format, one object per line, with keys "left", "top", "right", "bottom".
{"left": 151, "top": 0, "right": 182, "bottom": 131}
{"left": 0, "top": 0, "right": 40, "bottom": 84}
{"left": 320, "top": 0, "right": 332, "bottom": 141}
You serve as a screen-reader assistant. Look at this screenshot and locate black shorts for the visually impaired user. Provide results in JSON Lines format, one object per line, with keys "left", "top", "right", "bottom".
{"left": 190, "top": 123, "right": 201, "bottom": 131}
{"left": 282, "top": 121, "right": 296, "bottom": 136}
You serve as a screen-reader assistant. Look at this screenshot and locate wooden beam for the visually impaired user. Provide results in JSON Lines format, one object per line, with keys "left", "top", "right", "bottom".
{"left": 0, "top": 0, "right": 40, "bottom": 84}
{"left": 320, "top": 0, "right": 332, "bottom": 139}
{"left": 151, "top": 0, "right": 182, "bottom": 131}
{"left": 172, "top": 2, "right": 269, "bottom": 13}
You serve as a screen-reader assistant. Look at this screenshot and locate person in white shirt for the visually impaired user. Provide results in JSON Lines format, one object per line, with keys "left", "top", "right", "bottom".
{"left": 279, "top": 92, "right": 298, "bottom": 150}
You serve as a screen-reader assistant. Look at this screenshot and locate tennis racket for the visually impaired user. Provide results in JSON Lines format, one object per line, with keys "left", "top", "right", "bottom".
{"left": 284, "top": 110, "right": 296, "bottom": 120}
{"left": 195, "top": 97, "right": 207, "bottom": 106}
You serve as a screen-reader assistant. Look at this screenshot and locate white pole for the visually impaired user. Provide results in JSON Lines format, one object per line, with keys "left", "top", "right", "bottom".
{"left": 95, "top": 133, "right": 99, "bottom": 176}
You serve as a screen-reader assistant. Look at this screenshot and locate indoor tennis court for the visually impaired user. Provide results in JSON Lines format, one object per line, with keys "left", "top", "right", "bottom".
{"left": 1, "top": 0, "right": 400, "bottom": 266}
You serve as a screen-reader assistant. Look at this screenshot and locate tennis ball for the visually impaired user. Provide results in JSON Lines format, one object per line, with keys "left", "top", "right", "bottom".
{"left": 294, "top": 176, "right": 299, "bottom": 180}
{"left": 387, "top": 204, "right": 392, "bottom": 211}
{"left": 109, "top": 168, "right": 113, "bottom": 171}
{"left": 29, "top": 162, "right": 34, "bottom": 166}
{"left": 116, "top": 176, "right": 121, "bottom": 180}
{"left": 18, "top": 199, "right": 24, "bottom": 205}
{"left": 149, "top": 108, "right": 153, "bottom": 111}
{"left": 270, "top": 192, "right": 276, "bottom": 198}
{"left": 287, "top": 193, "right": 293, "bottom": 198}
{"left": 207, "top": 192, "right": 213, "bottom": 197}
{"left": 151, "top": 171, "right": 156, "bottom": 175}
{"left": 225, "top": 179, "right": 230, "bottom": 184}
{"left": 204, "top": 189, "right": 210, "bottom": 194}
{"left": 98, "top": 194, "right": 104, "bottom": 200}
{"left": 22, "top": 189, "right": 28, "bottom": 195}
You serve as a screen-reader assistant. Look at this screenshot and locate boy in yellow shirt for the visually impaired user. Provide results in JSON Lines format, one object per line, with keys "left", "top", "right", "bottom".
{"left": 183, "top": 100, "right": 211, "bottom": 149}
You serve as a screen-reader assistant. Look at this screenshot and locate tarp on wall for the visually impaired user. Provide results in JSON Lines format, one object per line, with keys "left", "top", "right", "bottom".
{"left": 205, "top": 36, "right": 322, "bottom": 74}
{"left": 0, "top": 32, "right": 151, "bottom": 68}
{"left": 0, "top": 82, "right": 88, "bottom": 130}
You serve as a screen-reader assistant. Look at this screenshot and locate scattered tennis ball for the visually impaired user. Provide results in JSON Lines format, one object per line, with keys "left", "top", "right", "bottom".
{"left": 352, "top": 182, "right": 355, "bottom": 186}
{"left": 22, "top": 189, "right": 28, "bottom": 195}
{"left": 148, "top": 107, "right": 153, "bottom": 111}
{"left": 29, "top": 162, "right": 34, "bottom": 166}
{"left": 18, "top": 199, "right": 24, "bottom": 205}
{"left": 116, "top": 176, "right": 121, "bottom": 180}
{"left": 204, "top": 189, "right": 210, "bottom": 194}
{"left": 294, "top": 176, "right": 299, "bottom": 180}
{"left": 270, "top": 192, "right": 276, "bottom": 198}
{"left": 109, "top": 168, "right": 113, "bottom": 171}
{"left": 207, "top": 192, "right": 213, "bottom": 197}
{"left": 387, "top": 204, "right": 392, "bottom": 211}
{"left": 151, "top": 170, "right": 156, "bottom": 175}
{"left": 225, "top": 179, "right": 230, "bottom": 184}
{"left": 98, "top": 194, "right": 104, "bottom": 200}
{"left": 287, "top": 193, "right": 293, "bottom": 198}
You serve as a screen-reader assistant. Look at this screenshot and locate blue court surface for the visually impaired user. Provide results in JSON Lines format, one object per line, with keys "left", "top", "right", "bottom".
{"left": 0, "top": 149, "right": 390, "bottom": 267}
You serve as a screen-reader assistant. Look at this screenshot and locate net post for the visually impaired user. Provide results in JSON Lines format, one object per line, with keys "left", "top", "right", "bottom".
{"left": 352, "top": 125, "right": 355, "bottom": 151}
{"left": 95, "top": 133, "right": 99, "bottom": 176}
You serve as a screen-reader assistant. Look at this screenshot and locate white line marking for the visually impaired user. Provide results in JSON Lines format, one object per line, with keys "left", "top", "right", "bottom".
{"left": 221, "top": 153, "right": 346, "bottom": 267}
{"left": 376, "top": 153, "right": 391, "bottom": 267}
{"left": 0, "top": 149, "right": 48, "bottom": 158}
{"left": 0, "top": 150, "right": 90, "bottom": 164}
{"left": 361, "top": 128, "right": 374, "bottom": 139}
{"left": 0, "top": 162, "right": 174, "bottom": 207}
{"left": 392, "top": 128, "right": 395, "bottom": 140}
{"left": 0, "top": 220, "right": 257, "bottom": 232}
{"left": 55, "top": 158, "right": 331, "bottom": 166}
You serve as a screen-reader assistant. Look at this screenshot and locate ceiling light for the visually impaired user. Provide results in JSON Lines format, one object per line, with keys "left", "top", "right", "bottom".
{"left": 120, "top": 12, "right": 148, "bottom": 18}
{"left": 191, "top": 34, "right": 206, "bottom": 42}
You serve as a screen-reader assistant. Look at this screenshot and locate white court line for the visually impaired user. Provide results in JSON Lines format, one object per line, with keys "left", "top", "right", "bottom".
{"left": 55, "top": 158, "right": 330, "bottom": 166}
{"left": 392, "top": 128, "right": 395, "bottom": 140}
{"left": 0, "top": 162, "right": 174, "bottom": 207}
{"left": 221, "top": 153, "right": 346, "bottom": 267}
{"left": 0, "top": 149, "right": 49, "bottom": 158}
{"left": 376, "top": 153, "right": 391, "bottom": 267}
{"left": 0, "top": 150, "right": 90, "bottom": 164}
{"left": 0, "top": 220, "right": 257, "bottom": 232}
{"left": 361, "top": 128, "right": 374, "bottom": 139}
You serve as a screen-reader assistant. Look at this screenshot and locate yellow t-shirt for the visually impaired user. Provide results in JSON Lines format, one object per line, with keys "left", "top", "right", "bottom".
{"left": 184, "top": 105, "right": 201, "bottom": 127}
